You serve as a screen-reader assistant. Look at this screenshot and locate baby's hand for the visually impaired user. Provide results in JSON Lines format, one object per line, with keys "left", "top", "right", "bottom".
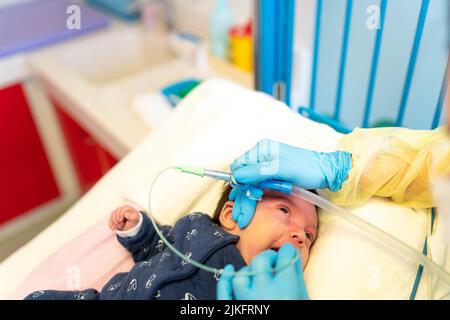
{"left": 109, "top": 206, "right": 141, "bottom": 232}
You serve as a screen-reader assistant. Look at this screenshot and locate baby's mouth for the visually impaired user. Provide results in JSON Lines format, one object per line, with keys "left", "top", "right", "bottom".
{"left": 271, "top": 242, "right": 304, "bottom": 252}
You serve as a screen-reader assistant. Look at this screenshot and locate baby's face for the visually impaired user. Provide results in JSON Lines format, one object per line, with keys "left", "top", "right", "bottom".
{"left": 233, "top": 190, "right": 318, "bottom": 269}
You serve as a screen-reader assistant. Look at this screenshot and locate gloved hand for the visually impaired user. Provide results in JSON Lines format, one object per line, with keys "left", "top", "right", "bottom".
{"left": 229, "top": 186, "right": 264, "bottom": 229}
{"left": 231, "top": 139, "right": 352, "bottom": 192}
{"left": 229, "top": 139, "right": 352, "bottom": 228}
{"left": 217, "top": 243, "right": 309, "bottom": 300}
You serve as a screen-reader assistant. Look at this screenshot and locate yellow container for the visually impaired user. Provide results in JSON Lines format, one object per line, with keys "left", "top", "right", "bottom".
{"left": 229, "top": 22, "right": 253, "bottom": 72}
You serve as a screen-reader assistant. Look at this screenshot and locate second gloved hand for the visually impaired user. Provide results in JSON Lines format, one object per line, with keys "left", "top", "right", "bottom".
{"left": 231, "top": 139, "right": 352, "bottom": 192}
{"left": 217, "top": 243, "right": 309, "bottom": 300}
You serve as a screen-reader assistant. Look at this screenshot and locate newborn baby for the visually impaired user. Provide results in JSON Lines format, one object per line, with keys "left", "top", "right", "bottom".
{"left": 25, "top": 184, "right": 317, "bottom": 300}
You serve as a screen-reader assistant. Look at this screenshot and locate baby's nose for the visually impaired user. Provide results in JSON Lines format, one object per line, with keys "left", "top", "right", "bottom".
{"left": 289, "top": 230, "right": 306, "bottom": 249}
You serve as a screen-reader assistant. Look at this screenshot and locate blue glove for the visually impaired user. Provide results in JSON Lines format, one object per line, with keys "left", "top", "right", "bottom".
{"left": 229, "top": 140, "right": 352, "bottom": 228}
{"left": 216, "top": 264, "right": 236, "bottom": 300}
{"left": 231, "top": 139, "right": 352, "bottom": 192}
{"left": 217, "top": 243, "right": 309, "bottom": 300}
{"left": 228, "top": 186, "right": 264, "bottom": 229}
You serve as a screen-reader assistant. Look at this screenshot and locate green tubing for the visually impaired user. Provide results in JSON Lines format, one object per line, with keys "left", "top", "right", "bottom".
{"left": 175, "top": 165, "right": 205, "bottom": 177}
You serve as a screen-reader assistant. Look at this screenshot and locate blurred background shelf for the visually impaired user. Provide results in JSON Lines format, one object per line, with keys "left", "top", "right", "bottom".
{"left": 0, "top": 0, "right": 254, "bottom": 262}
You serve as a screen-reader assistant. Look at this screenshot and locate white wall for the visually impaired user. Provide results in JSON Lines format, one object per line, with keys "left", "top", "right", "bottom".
{"left": 170, "top": 0, "right": 253, "bottom": 39}
{"left": 291, "top": 0, "right": 315, "bottom": 109}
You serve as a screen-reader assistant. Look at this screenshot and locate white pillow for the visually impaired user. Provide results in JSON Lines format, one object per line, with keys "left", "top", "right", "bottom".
{"left": 123, "top": 79, "right": 340, "bottom": 224}
{"left": 123, "top": 79, "right": 436, "bottom": 299}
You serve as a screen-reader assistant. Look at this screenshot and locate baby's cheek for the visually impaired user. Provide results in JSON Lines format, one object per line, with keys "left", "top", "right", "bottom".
{"left": 270, "top": 220, "right": 289, "bottom": 238}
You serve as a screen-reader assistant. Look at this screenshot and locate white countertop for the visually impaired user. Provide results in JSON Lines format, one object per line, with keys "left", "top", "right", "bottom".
{"left": 24, "top": 22, "right": 253, "bottom": 159}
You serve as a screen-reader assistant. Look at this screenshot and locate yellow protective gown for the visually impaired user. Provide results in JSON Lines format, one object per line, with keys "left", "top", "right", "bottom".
{"left": 326, "top": 126, "right": 450, "bottom": 208}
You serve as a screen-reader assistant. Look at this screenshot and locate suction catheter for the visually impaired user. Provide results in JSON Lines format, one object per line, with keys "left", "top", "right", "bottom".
{"left": 174, "top": 165, "right": 293, "bottom": 195}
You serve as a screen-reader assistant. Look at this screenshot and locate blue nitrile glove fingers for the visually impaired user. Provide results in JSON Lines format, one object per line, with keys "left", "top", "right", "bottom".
{"left": 228, "top": 142, "right": 352, "bottom": 229}
{"left": 275, "top": 243, "right": 309, "bottom": 300}
{"left": 229, "top": 188, "right": 238, "bottom": 202}
{"left": 218, "top": 244, "right": 310, "bottom": 300}
{"left": 231, "top": 140, "right": 327, "bottom": 188}
{"left": 231, "top": 139, "right": 283, "bottom": 185}
{"left": 228, "top": 186, "right": 263, "bottom": 229}
{"left": 249, "top": 250, "right": 277, "bottom": 289}
{"left": 231, "top": 139, "right": 352, "bottom": 192}
{"left": 232, "top": 266, "right": 252, "bottom": 300}
{"left": 217, "top": 264, "right": 235, "bottom": 300}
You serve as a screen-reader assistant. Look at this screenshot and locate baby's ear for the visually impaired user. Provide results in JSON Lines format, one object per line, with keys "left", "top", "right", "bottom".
{"left": 219, "top": 201, "right": 238, "bottom": 231}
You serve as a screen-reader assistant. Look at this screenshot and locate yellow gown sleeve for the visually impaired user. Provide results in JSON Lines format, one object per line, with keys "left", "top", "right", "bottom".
{"left": 325, "top": 126, "right": 450, "bottom": 208}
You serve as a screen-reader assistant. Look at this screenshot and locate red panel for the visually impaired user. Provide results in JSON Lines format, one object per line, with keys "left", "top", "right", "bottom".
{"left": 53, "top": 101, "right": 118, "bottom": 193}
{"left": 0, "top": 83, "right": 60, "bottom": 225}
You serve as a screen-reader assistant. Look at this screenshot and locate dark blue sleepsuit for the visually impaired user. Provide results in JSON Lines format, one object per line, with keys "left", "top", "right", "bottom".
{"left": 25, "top": 212, "right": 246, "bottom": 300}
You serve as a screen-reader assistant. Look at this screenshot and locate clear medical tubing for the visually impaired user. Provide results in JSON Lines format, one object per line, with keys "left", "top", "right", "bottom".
{"left": 147, "top": 167, "right": 300, "bottom": 277}
{"left": 148, "top": 166, "right": 450, "bottom": 286}
{"left": 292, "top": 187, "right": 450, "bottom": 287}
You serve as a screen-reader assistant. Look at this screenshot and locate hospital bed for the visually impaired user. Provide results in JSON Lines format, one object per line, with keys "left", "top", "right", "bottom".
{"left": 1, "top": 79, "right": 448, "bottom": 299}
{"left": 1, "top": 0, "right": 450, "bottom": 299}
